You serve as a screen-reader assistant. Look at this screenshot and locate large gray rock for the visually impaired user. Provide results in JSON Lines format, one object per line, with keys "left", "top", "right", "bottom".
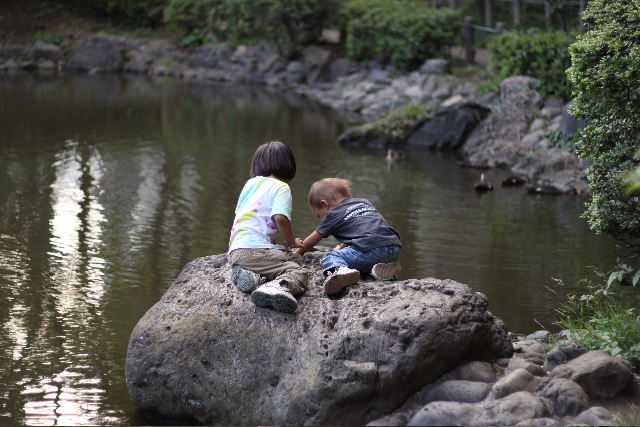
{"left": 453, "top": 361, "right": 496, "bottom": 383}
{"left": 187, "top": 44, "right": 218, "bottom": 68}
{"left": 336, "top": 103, "right": 488, "bottom": 150}
{"left": 560, "top": 100, "right": 588, "bottom": 136}
{"left": 463, "top": 90, "right": 543, "bottom": 168}
{"left": 470, "top": 391, "right": 551, "bottom": 426}
{"left": 548, "top": 350, "right": 633, "bottom": 399}
{"left": 126, "top": 250, "right": 512, "bottom": 425}
{"left": 500, "top": 76, "right": 541, "bottom": 104}
{"left": 535, "top": 377, "right": 590, "bottom": 416}
{"left": 513, "top": 339, "right": 547, "bottom": 355}
{"left": 405, "top": 103, "right": 490, "bottom": 150}
{"left": 66, "top": 35, "right": 127, "bottom": 72}
{"left": 419, "top": 58, "right": 451, "bottom": 75}
{"left": 302, "top": 45, "right": 332, "bottom": 83}
{"left": 123, "top": 51, "right": 153, "bottom": 74}
{"left": 492, "top": 368, "right": 539, "bottom": 399}
{"left": 0, "top": 45, "right": 31, "bottom": 60}
{"left": 409, "top": 401, "right": 481, "bottom": 426}
{"left": 421, "top": 380, "right": 492, "bottom": 405}
{"left": 571, "top": 406, "right": 615, "bottom": 426}
{"left": 507, "top": 357, "right": 545, "bottom": 377}
{"left": 543, "top": 348, "right": 568, "bottom": 373}
{"left": 31, "top": 41, "right": 63, "bottom": 62}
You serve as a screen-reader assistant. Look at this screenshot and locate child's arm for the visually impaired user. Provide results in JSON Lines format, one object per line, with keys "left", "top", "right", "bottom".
{"left": 296, "top": 231, "right": 324, "bottom": 255}
{"left": 273, "top": 214, "right": 303, "bottom": 249}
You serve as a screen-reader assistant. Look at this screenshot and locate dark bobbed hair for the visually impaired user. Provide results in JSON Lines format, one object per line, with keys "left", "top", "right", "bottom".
{"left": 308, "top": 178, "right": 352, "bottom": 207}
{"left": 250, "top": 141, "right": 297, "bottom": 181}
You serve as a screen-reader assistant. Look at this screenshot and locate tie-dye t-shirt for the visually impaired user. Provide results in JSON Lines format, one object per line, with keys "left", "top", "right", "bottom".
{"left": 228, "top": 176, "right": 293, "bottom": 252}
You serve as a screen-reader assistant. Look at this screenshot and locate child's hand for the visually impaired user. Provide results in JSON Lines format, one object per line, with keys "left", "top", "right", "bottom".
{"left": 334, "top": 243, "right": 348, "bottom": 251}
{"left": 284, "top": 238, "right": 304, "bottom": 249}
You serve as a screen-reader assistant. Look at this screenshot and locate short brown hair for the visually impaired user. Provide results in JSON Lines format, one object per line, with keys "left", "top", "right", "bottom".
{"left": 250, "top": 141, "right": 296, "bottom": 181}
{"left": 308, "top": 178, "right": 352, "bottom": 207}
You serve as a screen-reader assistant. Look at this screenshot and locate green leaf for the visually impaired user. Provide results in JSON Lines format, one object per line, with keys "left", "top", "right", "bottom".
{"left": 632, "top": 269, "right": 640, "bottom": 286}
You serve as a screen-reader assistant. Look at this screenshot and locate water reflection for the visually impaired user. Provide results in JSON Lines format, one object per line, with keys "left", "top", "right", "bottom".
{"left": 0, "top": 72, "right": 627, "bottom": 425}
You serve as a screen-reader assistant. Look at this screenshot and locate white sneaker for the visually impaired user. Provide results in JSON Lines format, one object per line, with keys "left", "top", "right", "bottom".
{"left": 323, "top": 266, "right": 360, "bottom": 294}
{"left": 251, "top": 280, "right": 298, "bottom": 313}
{"left": 371, "top": 260, "right": 402, "bottom": 280}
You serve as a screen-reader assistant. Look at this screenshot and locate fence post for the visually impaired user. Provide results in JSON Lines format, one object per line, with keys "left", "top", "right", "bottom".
{"left": 579, "top": 0, "right": 586, "bottom": 32}
{"left": 544, "top": 0, "right": 552, "bottom": 29}
{"left": 496, "top": 22, "right": 506, "bottom": 35}
{"left": 464, "top": 16, "right": 475, "bottom": 65}
{"left": 484, "top": 0, "right": 493, "bottom": 27}
{"left": 513, "top": 0, "right": 521, "bottom": 27}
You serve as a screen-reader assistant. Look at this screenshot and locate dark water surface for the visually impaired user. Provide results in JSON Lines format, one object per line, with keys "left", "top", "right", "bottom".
{"left": 0, "top": 73, "right": 619, "bottom": 425}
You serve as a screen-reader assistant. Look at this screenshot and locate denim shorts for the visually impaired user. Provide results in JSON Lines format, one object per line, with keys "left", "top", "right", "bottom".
{"left": 322, "top": 245, "right": 401, "bottom": 276}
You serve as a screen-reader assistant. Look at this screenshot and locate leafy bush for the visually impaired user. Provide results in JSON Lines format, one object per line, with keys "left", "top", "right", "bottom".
{"left": 32, "top": 32, "right": 64, "bottom": 45}
{"left": 164, "top": 0, "right": 227, "bottom": 33}
{"left": 361, "top": 104, "right": 437, "bottom": 138}
{"left": 567, "top": 0, "right": 640, "bottom": 256}
{"left": 164, "top": 0, "right": 337, "bottom": 54}
{"left": 554, "top": 267, "right": 640, "bottom": 369}
{"left": 489, "top": 30, "right": 574, "bottom": 101}
{"left": 343, "top": 0, "right": 460, "bottom": 73}
{"left": 544, "top": 128, "right": 582, "bottom": 153}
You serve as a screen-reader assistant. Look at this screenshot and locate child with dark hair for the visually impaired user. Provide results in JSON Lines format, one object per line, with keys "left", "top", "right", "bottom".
{"left": 228, "top": 141, "right": 306, "bottom": 313}
{"left": 296, "top": 178, "right": 402, "bottom": 294}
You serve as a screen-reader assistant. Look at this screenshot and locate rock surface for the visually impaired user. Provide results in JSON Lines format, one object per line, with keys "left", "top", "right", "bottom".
{"left": 548, "top": 350, "right": 633, "bottom": 399}
{"left": 368, "top": 331, "right": 635, "bottom": 427}
{"left": 66, "top": 34, "right": 127, "bottom": 72}
{"left": 126, "top": 249, "right": 512, "bottom": 425}
{"left": 462, "top": 88, "right": 591, "bottom": 194}
{"left": 336, "top": 102, "right": 489, "bottom": 150}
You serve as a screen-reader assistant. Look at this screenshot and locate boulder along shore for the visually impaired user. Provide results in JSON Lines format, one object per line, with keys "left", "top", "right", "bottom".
{"left": 1, "top": 34, "right": 589, "bottom": 194}
{"left": 125, "top": 248, "right": 639, "bottom": 426}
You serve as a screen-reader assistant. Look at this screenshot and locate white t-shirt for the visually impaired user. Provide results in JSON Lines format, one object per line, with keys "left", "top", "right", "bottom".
{"left": 228, "top": 176, "right": 292, "bottom": 253}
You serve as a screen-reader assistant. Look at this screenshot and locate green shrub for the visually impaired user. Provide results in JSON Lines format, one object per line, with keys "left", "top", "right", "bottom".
{"left": 567, "top": 0, "right": 640, "bottom": 256}
{"left": 164, "top": 0, "right": 227, "bottom": 33}
{"left": 343, "top": 0, "right": 461, "bottom": 73}
{"left": 544, "top": 128, "right": 582, "bottom": 153}
{"left": 32, "top": 32, "right": 64, "bottom": 45}
{"left": 361, "top": 104, "right": 437, "bottom": 139}
{"left": 164, "top": 0, "right": 337, "bottom": 54}
{"left": 489, "top": 30, "right": 574, "bottom": 101}
{"left": 554, "top": 266, "right": 640, "bottom": 369}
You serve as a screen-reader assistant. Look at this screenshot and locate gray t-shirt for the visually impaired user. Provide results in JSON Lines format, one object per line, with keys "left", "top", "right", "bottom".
{"left": 315, "top": 198, "right": 401, "bottom": 252}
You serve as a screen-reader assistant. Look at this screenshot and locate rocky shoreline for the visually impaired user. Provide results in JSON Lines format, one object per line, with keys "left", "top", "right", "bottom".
{"left": 1, "top": 34, "right": 589, "bottom": 194}
{"left": 372, "top": 332, "right": 639, "bottom": 426}
{"left": 125, "top": 248, "right": 639, "bottom": 426}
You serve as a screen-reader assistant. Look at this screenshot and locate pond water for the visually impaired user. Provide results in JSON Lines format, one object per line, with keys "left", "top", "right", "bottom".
{"left": 0, "top": 72, "right": 621, "bottom": 425}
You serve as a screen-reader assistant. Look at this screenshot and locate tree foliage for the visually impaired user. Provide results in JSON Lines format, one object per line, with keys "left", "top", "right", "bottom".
{"left": 164, "top": 0, "right": 339, "bottom": 56}
{"left": 567, "top": 0, "right": 640, "bottom": 256}
{"left": 342, "top": 0, "right": 460, "bottom": 73}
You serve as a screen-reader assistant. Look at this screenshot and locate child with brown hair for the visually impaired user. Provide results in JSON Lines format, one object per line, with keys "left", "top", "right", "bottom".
{"left": 228, "top": 141, "right": 307, "bottom": 313}
{"left": 296, "top": 178, "right": 401, "bottom": 294}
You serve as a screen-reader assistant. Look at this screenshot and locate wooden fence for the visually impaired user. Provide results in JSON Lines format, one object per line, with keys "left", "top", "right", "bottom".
{"left": 460, "top": 0, "right": 588, "bottom": 65}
